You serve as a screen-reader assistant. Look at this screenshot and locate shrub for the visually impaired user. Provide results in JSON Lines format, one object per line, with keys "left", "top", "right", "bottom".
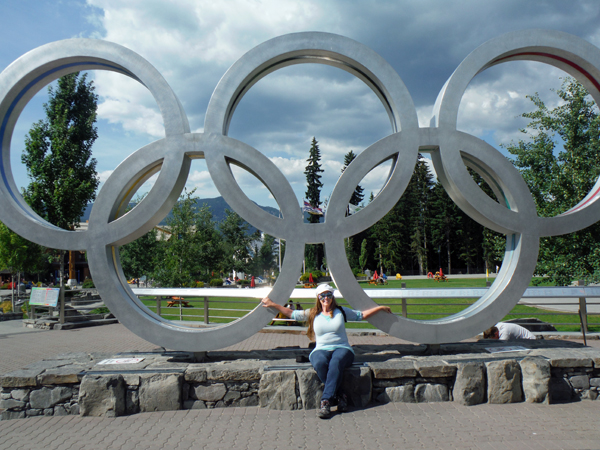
{"left": 21, "top": 301, "right": 29, "bottom": 318}
{"left": 90, "top": 306, "right": 110, "bottom": 315}
{"left": 209, "top": 278, "right": 223, "bottom": 287}
{"left": 1, "top": 300, "right": 12, "bottom": 313}
{"left": 195, "top": 281, "right": 204, "bottom": 288}
{"left": 82, "top": 279, "right": 95, "bottom": 289}
{"left": 299, "top": 270, "right": 324, "bottom": 282}
{"left": 238, "top": 279, "right": 251, "bottom": 285}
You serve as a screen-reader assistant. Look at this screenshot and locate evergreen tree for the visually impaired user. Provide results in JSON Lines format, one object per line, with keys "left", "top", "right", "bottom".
{"left": 504, "top": 78, "right": 600, "bottom": 285}
{"left": 220, "top": 209, "right": 259, "bottom": 275}
{"left": 304, "top": 137, "right": 324, "bottom": 269}
{"left": 119, "top": 228, "right": 160, "bottom": 282}
{"left": 154, "top": 189, "right": 223, "bottom": 287}
{"left": 255, "top": 234, "right": 277, "bottom": 276}
{"left": 341, "top": 150, "right": 366, "bottom": 269}
{"left": 429, "top": 182, "right": 462, "bottom": 274}
{"left": 341, "top": 150, "right": 365, "bottom": 206}
{"left": 359, "top": 238, "right": 369, "bottom": 273}
{"left": 371, "top": 154, "right": 434, "bottom": 274}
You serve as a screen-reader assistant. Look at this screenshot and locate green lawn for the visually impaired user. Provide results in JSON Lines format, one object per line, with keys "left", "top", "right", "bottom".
{"left": 138, "top": 277, "right": 599, "bottom": 332}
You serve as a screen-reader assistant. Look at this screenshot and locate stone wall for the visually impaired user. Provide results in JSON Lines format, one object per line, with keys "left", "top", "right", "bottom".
{"left": 1, "top": 343, "right": 599, "bottom": 420}
{"left": 0, "top": 312, "right": 23, "bottom": 321}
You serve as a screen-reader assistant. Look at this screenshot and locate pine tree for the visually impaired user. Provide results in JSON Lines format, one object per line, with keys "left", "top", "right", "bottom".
{"left": 220, "top": 209, "right": 259, "bottom": 276}
{"left": 371, "top": 154, "right": 434, "bottom": 274}
{"left": 154, "top": 190, "right": 223, "bottom": 287}
{"left": 341, "top": 150, "right": 365, "bottom": 206}
{"left": 429, "top": 182, "right": 462, "bottom": 274}
{"left": 304, "top": 137, "right": 324, "bottom": 269}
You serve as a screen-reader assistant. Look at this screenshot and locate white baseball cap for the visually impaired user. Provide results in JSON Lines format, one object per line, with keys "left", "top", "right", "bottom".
{"left": 315, "top": 284, "right": 334, "bottom": 297}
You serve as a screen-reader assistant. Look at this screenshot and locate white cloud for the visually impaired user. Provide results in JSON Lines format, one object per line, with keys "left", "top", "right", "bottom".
{"left": 97, "top": 93, "right": 165, "bottom": 138}
{"left": 457, "top": 61, "right": 568, "bottom": 147}
{"left": 97, "top": 169, "right": 114, "bottom": 183}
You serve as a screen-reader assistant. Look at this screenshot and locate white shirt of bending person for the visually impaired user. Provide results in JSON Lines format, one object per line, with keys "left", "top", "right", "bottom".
{"left": 497, "top": 322, "right": 536, "bottom": 340}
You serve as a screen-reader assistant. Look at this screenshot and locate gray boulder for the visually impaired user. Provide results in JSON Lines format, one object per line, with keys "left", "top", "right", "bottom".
{"left": 29, "top": 386, "right": 72, "bottom": 410}
{"left": 453, "top": 362, "right": 486, "bottom": 406}
{"left": 192, "top": 384, "right": 227, "bottom": 402}
{"left": 258, "top": 370, "right": 297, "bottom": 410}
{"left": 486, "top": 360, "right": 523, "bottom": 404}
{"left": 296, "top": 369, "right": 322, "bottom": 410}
{"left": 78, "top": 374, "right": 125, "bottom": 417}
{"left": 415, "top": 383, "right": 449, "bottom": 402}
{"left": 377, "top": 385, "right": 415, "bottom": 403}
{"left": 519, "top": 357, "right": 550, "bottom": 404}
{"left": 139, "top": 373, "right": 182, "bottom": 412}
{"left": 341, "top": 366, "right": 372, "bottom": 408}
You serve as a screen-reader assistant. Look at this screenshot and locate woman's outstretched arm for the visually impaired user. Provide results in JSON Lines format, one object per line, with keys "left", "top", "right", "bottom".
{"left": 361, "top": 305, "right": 392, "bottom": 319}
{"left": 261, "top": 297, "right": 294, "bottom": 318}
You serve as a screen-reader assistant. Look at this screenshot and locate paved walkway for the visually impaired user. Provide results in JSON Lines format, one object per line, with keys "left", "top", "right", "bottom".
{"left": 1, "top": 321, "right": 599, "bottom": 449}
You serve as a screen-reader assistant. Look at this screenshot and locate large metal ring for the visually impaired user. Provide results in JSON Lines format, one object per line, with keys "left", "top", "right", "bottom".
{"left": 2, "top": 30, "right": 600, "bottom": 349}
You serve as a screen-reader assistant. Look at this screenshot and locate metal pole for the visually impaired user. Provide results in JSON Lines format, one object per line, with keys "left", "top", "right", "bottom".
{"left": 278, "top": 210, "right": 282, "bottom": 274}
{"left": 156, "top": 296, "right": 161, "bottom": 316}
{"left": 576, "top": 280, "right": 588, "bottom": 332}
{"left": 204, "top": 296, "right": 209, "bottom": 324}
{"left": 401, "top": 282, "right": 407, "bottom": 318}
{"left": 179, "top": 298, "right": 183, "bottom": 321}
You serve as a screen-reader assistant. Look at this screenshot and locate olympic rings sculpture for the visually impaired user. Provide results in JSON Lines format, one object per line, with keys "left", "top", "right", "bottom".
{"left": 2, "top": 30, "right": 600, "bottom": 350}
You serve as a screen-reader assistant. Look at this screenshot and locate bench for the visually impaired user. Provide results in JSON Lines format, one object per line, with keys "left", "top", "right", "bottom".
{"left": 166, "top": 297, "right": 190, "bottom": 307}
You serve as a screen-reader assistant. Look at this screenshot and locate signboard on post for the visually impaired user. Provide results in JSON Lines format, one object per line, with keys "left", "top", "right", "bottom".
{"left": 29, "top": 287, "right": 60, "bottom": 307}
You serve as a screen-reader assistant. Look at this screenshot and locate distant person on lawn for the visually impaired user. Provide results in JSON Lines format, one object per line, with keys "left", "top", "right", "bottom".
{"left": 483, "top": 322, "right": 536, "bottom": 340}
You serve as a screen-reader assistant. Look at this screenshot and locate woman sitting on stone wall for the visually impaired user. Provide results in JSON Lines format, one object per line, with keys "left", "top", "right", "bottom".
{"left": 261, "top": 283, "right": 391, "bottom": 419}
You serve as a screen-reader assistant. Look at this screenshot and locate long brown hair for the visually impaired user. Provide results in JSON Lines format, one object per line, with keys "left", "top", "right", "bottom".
{"left": 306, "top": 294, "right": 339, "bottom": 341}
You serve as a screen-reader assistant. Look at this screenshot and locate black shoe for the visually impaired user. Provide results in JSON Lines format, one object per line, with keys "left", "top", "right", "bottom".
{"left": 317, "top": 400, "right": 331, "bottom": 419}
{"left": 337, "top": 392, "right": 349, "bottom": 412}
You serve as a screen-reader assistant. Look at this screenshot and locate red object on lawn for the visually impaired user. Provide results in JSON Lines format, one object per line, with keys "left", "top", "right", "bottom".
{"left": 308, "top": 273, "right": 314, "bottom": 283}
{"left": 250, "top": 276, "right": 255, "bottom": 288}
{"left": 373, "top": 270, "right": 378, "bottom": 280}
{"left": 439, "top": 268, "right": 444, "bottom": 277}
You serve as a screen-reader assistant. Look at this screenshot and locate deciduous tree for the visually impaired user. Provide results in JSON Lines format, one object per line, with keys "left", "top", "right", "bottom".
{"left": 21, "top": 72, "right": 99, "bottom": 316}
{"left": 504, "top": 78, "right": 600, "bottom": 285}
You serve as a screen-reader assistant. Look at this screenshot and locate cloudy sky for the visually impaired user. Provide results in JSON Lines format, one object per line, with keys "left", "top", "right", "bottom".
{"left": 2, "top": 0, "right": 600, "bottom": 210}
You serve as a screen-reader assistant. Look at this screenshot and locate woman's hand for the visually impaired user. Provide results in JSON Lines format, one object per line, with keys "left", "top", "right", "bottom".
{"left": 261, "top": 297, "right": 276, "bottom": 308}
{"left": 362, "top": 305, "right": 393, "bottom": 319}
{"left": 261, "top": 297, "right": 294, "bottom": 318}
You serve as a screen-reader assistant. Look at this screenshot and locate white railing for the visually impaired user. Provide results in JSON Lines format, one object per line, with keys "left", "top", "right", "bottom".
{"left": 130, "top": 286, "right": 600, "bottom": 331}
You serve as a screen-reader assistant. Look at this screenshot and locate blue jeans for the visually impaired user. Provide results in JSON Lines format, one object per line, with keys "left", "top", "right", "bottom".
{"left": 309, "top": 348, "right": 354, "bottom": 401}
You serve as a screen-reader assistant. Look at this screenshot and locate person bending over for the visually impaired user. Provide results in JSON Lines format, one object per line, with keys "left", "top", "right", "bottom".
{"left": 261, "top": 283, "right": 391, "bottom": 419}
{"left": 483, "top": 322, "right": 536, "bottom": 340}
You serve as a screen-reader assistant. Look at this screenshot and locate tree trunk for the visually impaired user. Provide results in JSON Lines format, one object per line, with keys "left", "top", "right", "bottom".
{"left": 69, "top": 250, "right": 76, "bottom": 283}
{"left": 59, "top": 250, "right": 65, "bottom": 324}
{"left": 446, "top": 232, "right": 451, "bottom": 275}
{"left": 10, "top": 273, "right": 15, "bottom": 314}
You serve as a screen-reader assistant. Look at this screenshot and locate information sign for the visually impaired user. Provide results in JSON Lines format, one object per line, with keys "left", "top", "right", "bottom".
{"left": 485, "top": 346, "right": 529, "bottom": 354}
{"left": 97, "top": 358, "right": 145, "bottom": 365}
{"left": 29, "top": 287, "right": 60, "bottom": 307}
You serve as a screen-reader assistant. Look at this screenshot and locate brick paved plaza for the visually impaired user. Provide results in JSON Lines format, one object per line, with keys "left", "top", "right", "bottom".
{"left": 1, "top": 322, "right": 599, "bottom": 449}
